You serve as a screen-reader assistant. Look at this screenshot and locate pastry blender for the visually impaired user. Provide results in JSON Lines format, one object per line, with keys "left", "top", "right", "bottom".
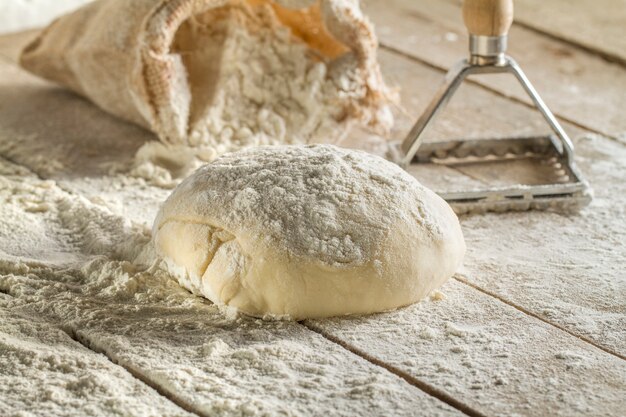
{"left": 394, "top": 0, "right": 591, "bottom": 214}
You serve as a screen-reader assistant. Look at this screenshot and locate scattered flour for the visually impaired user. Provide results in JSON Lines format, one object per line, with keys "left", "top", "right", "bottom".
{"left": 0, "top": 298, "right": 192, "bottom": 417}
{"left": 0, "top": 159, "right": 150, "bottom": 267}
{"left": 129, "top": 142, "right": 204, "bottom": 189}
{"left": 307, "top": 276, "right": 626, "bottom": 416}
{"left": 0, "top": 156, "right": 457, "bottom": 417}
{"left": 2, "top": 127, "right": 626, "bottom": 416}
{"left": 430, "top": 289, "right": 446, "bottom": 301}
{"left": 9, "top": 1, "right": 396, "bottom": 192}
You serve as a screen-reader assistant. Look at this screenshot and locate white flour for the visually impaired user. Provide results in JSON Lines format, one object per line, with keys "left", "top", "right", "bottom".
{"left": 183, "top": 3, "right": 381, "bottom": 148}
{"left": 1, "top": 108, "right": 626, "bottom": 417}
{"left": 131, "top": 1, "right": 394, "bottom": 188}
{"left": 2, "top": 127, "right": 625, "bottom": 416}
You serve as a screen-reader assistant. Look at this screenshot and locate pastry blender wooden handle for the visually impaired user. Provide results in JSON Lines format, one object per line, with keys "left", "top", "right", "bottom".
{"left": 462, "top": 0, "right": 514, "bottom": 37}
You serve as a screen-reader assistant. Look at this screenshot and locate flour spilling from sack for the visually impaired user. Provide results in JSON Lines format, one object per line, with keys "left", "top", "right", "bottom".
{"left": 130, "top": 2, "right": 394, "bottom": 187}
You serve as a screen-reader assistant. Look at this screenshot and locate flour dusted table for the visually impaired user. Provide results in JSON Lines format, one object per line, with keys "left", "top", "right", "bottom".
{"left": 1, "top": 1, "right": 625, "bottom": 416}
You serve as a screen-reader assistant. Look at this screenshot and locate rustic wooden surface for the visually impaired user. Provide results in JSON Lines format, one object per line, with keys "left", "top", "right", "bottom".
{"left": 1, "top": 1, "right": 625, "bottom": 416}
{"left": 514, "top": 0, "right": 626, "bottom": 65}
{"left": 362, "top": 0, "right": 626, "bottom": 141}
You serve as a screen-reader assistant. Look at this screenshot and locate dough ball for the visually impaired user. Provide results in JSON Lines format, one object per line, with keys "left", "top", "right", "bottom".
{"left": 153, "top": 144, "right": 465, "bottom": 319}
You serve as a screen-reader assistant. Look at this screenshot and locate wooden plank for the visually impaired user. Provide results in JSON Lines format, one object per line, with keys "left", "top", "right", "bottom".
{"left": 514, "top": 0, "right": 626, "bottom": 65}
{"left": 458, "top": 133, "right": 626, "bottom": 355}
{"left": 307, "top": 279, "right": 626, "bottom": 417}
{"left": 362, "top": 0, "right": 626, "bottom": 141}
{"left": 0, "top": 295, "right": 193, "bottom": 417}
{"left": 0, "top": 43, "right": 585, "bottom": 214}
{"left": 441, "top": 0, "right": 626, "bottom": 64}
{"left": 0, "top": 63, "right": 154, "bottom": 179}
{"left": 374, "top": 49, "right": 589, "bottom": 142}
{"left": 373, "top": 22, "right": 626, "bottom": 356}
{"left": 373, "top": 49, "right": 626, "bottom": 355}
{"left": 0, "top": 31, "right": 501, "bottom": 230}
{"left": 0, "top": 48, "right": 166, "bottom": 228}
{"left": 0, "top": 35, "right": 562, "bottom": 203}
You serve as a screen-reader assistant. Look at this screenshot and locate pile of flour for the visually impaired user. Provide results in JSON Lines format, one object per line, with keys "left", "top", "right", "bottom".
{"left": 131, "top": 1, "right": 393, "bottom": 188}
{"left": 183, "top": 2, "right": 392, "bottom": 148}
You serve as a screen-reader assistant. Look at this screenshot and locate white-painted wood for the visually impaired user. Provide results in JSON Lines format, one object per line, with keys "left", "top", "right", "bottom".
{"left": 4, "top": 33, "right": 623, "bottom": 358}
{"left": 0, "top": 154, "right": 460, "bottom": 416}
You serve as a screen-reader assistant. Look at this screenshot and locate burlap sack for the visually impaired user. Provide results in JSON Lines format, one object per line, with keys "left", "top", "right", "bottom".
{"left": 19, "top": 0, "right": 392, "bottom": 145}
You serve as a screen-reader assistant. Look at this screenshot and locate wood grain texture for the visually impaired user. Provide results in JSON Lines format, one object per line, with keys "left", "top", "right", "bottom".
{"left": 3, "top": 275, "right": 460, "bottom": 417}
{"left": 375, "top": 36, "right": 626, "bottom": 356}
{"left": 0, "top": 156, "right": 459, "bottom": 417}
{"left": 5, "top": 34, "right": 624, "bottom": 357}
{"left": 457, "top": 132, "right": 626, "bottom": 355}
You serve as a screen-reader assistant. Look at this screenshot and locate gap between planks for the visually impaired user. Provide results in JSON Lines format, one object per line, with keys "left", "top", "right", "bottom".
{"left": 0, "top": 19, "right": 622, "bottom": 416}
{"left": 59, "top": 325, "right": 206, "bottom": 417}
{"left": 452, "top": 274, "right": 626, "bottom": 361}
{"left": 378, "top": 43, "right": 626, "bottom": 148}
{"left": 3, "top": 127, "right": 623, "bottom": 415}
{"left": 54, "top": 297, "right": 479, "bottom": 417}
{"left": 303, "top": 271, "right": 626, "bottom": 417}
{"left": 301, "top": 321, "right": 486, "bottom": 417}
{"left": 0, "top": 150, "right": 471, "bottom": 417}
{"left": 511, "top": 20, "right": 626, "bottom": 68}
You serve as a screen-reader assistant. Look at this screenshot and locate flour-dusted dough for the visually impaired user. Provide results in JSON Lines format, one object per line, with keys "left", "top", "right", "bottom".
{"left": 153, "top": 145, "right": 465, "bottom": 319}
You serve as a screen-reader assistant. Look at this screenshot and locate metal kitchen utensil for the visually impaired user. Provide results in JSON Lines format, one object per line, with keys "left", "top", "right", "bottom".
{"left": 395, "top": 0, "right": 591, "bottom": 214}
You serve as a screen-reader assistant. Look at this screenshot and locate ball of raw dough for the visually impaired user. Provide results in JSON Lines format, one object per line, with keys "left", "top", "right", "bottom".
{"left": 153, "top": 144, "right": 465, "bottom": 319}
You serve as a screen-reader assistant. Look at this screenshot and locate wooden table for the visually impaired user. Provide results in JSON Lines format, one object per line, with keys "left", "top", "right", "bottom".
{"left": 1, "top": 1, "right": 625, "bottom": 416}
